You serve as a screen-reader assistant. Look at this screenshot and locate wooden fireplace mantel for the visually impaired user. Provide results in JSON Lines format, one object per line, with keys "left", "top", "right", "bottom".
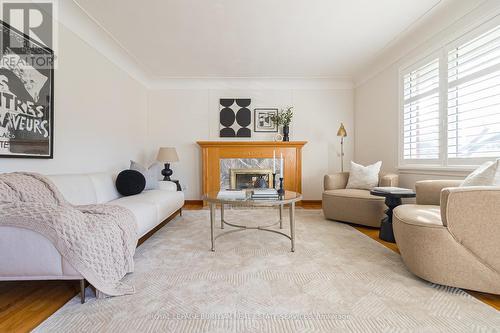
{"left": 197, "top": 141, "right": 307, "bottom": 196}
{"left": 196, "top": 141, "right": 308, "bottom": 148}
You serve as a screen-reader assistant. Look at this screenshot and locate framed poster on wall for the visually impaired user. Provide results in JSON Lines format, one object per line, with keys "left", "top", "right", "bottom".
{"left": 0, "top": 21, "right": 54, "bottom": 158}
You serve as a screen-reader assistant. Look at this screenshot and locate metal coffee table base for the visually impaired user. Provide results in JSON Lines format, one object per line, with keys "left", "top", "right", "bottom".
{"left": 210, "top": 203, "right": 296, "bottom": 252}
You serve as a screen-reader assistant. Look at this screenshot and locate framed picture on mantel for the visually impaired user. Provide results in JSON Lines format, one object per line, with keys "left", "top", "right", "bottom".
{"left": 254, "top": 108, "right": 278, "bottom": 132}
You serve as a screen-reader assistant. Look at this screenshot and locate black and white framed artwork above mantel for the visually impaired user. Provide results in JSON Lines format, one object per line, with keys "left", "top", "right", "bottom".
{"left": 219, "top": 98, "right": 252, "bottom": 138}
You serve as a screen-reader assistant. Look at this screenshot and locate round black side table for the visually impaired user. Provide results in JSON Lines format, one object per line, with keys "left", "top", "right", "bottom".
{"left": 370, "top": 188, "right": 416, "bottom": 243}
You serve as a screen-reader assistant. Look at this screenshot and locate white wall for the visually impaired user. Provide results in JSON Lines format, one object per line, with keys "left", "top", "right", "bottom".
{"left": 146, "top": 81, "right": 354, "bottom": 200}
{"left": 0, "top": 3, "right": 148, "bottom": 175}
{"left": 354, "top": 65, "right": 399, "bottom": 174}
{"left": 354, "top": 0, "right": 500, "bottom": 188}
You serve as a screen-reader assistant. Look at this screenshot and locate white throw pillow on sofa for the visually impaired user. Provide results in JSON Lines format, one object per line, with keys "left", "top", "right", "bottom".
{"left": 460, "top": 159, "right": 500, "bottom": 187}
{"left": 346, "top": 161, "right": 382, "bottom": 190}
{"left": 130, "top": 161, "right": 161, "bottom": 190}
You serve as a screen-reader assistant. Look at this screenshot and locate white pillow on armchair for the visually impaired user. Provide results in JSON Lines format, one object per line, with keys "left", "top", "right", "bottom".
{"left": 460, "top": 159, "right": 500, "bottom": 187}
{"left": 346, "top": 161, "right": 382, "bottom": 190}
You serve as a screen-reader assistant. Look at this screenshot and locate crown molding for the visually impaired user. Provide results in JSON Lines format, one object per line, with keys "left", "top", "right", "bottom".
{"left": 147, "top": 77, "right": 353, "bottom": 90}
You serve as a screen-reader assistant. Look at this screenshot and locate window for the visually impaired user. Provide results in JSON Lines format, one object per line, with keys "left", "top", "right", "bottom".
{"left": 402, "top": 58, "right": 440, "bottom": 160}
{"left": 447, "top": 26, "right": 500, "bottom": 160}
{"left": 400, "top": 22, "right": 500, "bottom": 168}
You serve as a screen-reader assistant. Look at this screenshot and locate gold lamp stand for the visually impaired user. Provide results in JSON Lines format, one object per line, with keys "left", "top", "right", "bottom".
{"left": 337, "top": 123, "right": 347, "bottom": 172}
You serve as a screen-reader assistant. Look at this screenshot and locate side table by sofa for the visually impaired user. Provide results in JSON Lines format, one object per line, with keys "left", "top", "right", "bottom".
{"left": 370, "top": 188, "right": 416, "bottom": 243}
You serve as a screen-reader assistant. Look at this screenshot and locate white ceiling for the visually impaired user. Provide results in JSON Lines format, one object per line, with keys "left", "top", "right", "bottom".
{"left": 74, "top": 0, "right": 442, "bottom": 79}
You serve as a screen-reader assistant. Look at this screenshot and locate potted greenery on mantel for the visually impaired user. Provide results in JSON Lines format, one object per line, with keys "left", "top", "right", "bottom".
{"left": 271, "top": 106, "right": 294, "bottom": 141}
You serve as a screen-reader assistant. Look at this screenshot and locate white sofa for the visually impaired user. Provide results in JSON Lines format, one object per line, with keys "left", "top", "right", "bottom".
{"left": 0, "top": 172, "right": 184, "bottom": 284}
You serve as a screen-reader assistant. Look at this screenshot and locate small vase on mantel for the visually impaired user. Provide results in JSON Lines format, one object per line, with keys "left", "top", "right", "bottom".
{"left": 282, "top": 125, "right": 290, "bottom": 142}
{"left": 270, "top": 106, "right": 293, "bottom": 142}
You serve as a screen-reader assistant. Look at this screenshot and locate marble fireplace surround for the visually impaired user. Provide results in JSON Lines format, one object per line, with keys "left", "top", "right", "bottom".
{"left": 197, "top": 141, "right": 307, "bottom": 197}
{"left": 221, "top": 158, "right": 278, "bottom": 189}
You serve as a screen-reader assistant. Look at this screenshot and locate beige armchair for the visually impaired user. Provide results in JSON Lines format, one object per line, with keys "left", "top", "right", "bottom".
{"left": 322, "top": 172, "right": 399, "bottom": 227}
{"left": 393, "top": 180, "right": 500, "bottom": 294}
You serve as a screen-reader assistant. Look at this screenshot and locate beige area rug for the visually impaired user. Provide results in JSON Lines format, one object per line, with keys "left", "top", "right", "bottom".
{"left": 35, "top": 209, "right": 500, "bottom": 332}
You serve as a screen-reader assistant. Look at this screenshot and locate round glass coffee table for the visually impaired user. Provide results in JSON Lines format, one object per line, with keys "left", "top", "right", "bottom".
{"left": 202, "top": 191, "right": 302, "bottom": 252}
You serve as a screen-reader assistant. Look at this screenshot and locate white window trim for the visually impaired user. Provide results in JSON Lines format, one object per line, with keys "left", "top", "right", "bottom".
{"left": 398, "top": 15, "right": 500, "bottom": 171}
{"left": 398, "top": 165, "right": 473, "bottom": 178}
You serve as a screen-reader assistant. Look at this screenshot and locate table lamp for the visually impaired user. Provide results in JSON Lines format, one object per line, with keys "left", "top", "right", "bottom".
{"left": 337, "top": 123, "right": 347, "bottom": 172}
{"left": 157, "top": 147, "right": 179, "bottom": 181}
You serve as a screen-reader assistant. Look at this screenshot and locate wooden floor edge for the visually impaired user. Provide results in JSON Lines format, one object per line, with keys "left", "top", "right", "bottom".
{"left": 184, "top": 200, "right": 203, "bottom": 206}
{"left": 299, "top": 200, "right": 322, "bottom": 207}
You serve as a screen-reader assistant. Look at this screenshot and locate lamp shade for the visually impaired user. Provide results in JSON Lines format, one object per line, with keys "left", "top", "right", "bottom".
{"left": 156, "top": 147, "right": 179, "bottom": 162}
{"left": 337, "top": 123, "right": 347, "bottom": 137}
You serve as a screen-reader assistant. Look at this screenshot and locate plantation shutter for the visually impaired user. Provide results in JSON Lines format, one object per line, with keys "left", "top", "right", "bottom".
{"left": 448, "top": 25, "right": 500, "bottom": 159}
{"left": 403, "top": 58, "right": 441, "bottom": 160}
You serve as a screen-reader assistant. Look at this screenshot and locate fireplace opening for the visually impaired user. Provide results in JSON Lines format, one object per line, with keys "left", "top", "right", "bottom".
{"left": 230, "top": 168, "right": 274, "bottom": 189}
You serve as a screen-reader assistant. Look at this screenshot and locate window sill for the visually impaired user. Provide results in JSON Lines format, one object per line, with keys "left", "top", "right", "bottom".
{"left": 398, "top": 165, "right": 473, "bottom": 177}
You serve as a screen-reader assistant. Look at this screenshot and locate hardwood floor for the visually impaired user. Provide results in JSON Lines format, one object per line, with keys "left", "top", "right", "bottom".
{"left": 353, "top": 225, "right": 400, "bottom": 254}
{"left": 1, "top": 203, "right": 498, "bottom": 333}
{"left": 0, "top": 280, "right": 79, "bottom": 333}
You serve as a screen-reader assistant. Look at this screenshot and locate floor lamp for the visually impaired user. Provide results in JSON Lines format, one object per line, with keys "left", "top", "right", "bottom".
{"left": 337, "top": 123, "right": 347, "bottom": 172}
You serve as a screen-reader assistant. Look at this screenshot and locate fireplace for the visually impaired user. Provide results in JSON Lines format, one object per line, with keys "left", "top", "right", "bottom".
{"left": 220, "top": 158, "right": 277, "bottom": 190}
{"left": 197, "top": 141, "right": 307, "bottom": 196}
{"left": 230, "top": 168, "right": 273, "bottom": 189}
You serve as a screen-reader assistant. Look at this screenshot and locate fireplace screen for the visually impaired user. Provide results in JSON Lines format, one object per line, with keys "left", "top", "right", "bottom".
{"left": 230, "top": 168, "right": 273, "bottom": 189}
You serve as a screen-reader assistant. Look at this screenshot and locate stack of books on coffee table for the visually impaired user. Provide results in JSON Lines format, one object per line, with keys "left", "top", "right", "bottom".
{"left": 217, "top": 189, "right": 247, "bottom": 200}
{"left": 251, "top": 188, "right": 279, "bottom": 200}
